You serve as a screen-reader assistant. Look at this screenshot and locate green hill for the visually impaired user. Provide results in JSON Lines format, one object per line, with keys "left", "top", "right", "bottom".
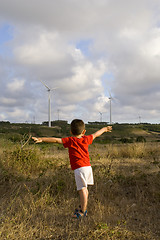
{"left": 0, "top": 121, "right": 160, "bottom": 144}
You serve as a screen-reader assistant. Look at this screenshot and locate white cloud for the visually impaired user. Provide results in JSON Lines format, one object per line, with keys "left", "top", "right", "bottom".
{"left": 57, "top": 59, "right": 105, "bottom": 104}
{"left": 14, "top": 31, "right": 70, "bottom": 65}
{"left": 8, "top": 108, "right": 30, "bottom": 120}
{"left": 0, "top": 113, "right": 6, "bottom": 120}
{"left": 7, "top": 78, "right": 25, "bottom": 92}
{"left": 0, "top": 97, "right": 17, "bottom": 105}
{"left": 94, "top": 95, "right": 109, "bottom": 112}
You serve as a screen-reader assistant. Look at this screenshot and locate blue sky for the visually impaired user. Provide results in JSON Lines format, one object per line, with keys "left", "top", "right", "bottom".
{"left": 0, "top": 23, "right": 13, "bottom": 42}
{"left": 0, "top": 0, "right": 160, "bottom": 124}
{"left": 0, "top": 23, "right": 13, "bottom": 55}
{"left": 76, "top": 39, "right": 93, "bottom": 57}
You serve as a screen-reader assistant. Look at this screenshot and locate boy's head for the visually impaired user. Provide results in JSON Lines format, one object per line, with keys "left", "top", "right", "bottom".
{"left": 71, "top": 119, "right": 85, "bottom": 136}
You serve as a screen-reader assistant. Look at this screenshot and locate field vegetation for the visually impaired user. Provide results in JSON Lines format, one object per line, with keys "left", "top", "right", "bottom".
{"left": 0, "top": 122, "right": 160, "bottom": 239}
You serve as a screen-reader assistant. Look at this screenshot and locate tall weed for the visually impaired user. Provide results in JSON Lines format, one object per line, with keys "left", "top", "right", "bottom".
{"left": 99, "top": 142, "right": 160, "bottom": 159}
{"left": 3, "top": 145, "right": 47, "bottom": 175}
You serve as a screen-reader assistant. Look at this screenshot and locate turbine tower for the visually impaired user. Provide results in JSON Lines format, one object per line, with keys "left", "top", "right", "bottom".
{"left": 108, "top": 91, "right": 113, "bottom": 125}
{"left": 40, "top": 80, "right": 57, "bottom": 127}
{"left": 99, "top": 112, "right": 102, "bottom": 122}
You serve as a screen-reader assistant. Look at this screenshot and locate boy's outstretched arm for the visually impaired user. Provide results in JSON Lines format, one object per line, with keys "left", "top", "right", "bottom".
{"left": 32, "top": 137, "right": 63, "bottom": 144}
{"left": 92, "top": 126, "right": 112, "bottom": 140}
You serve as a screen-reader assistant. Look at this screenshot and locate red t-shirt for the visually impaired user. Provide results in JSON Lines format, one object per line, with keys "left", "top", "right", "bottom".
{"left": 62, "top": 135, "right": 93, "bottom": 170}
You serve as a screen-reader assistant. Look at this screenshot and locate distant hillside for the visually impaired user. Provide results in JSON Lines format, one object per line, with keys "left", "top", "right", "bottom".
{"left": 0, "top": 121, "right": 160, "bottom": 144}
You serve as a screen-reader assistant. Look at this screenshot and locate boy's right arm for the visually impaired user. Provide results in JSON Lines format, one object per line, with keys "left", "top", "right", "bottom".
{"left": 92, "top": 126, "right": 112, "bottom": 140}
{"left": 32, "top": 137, "right": 63, "bottom": 144}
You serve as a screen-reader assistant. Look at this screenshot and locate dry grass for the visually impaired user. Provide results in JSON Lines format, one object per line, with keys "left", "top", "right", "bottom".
{"left": 0, "top": 140, "right": 160, "bottom": 239}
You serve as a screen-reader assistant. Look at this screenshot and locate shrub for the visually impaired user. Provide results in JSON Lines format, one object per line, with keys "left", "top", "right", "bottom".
{"left": 6, "top": 133, "right": 22, "bottom": 142}
{"left": 136, "top": 136, "right": 146, "bottom": 142}
{"left": 4, "top": 145, "right": 46, "bottom": 175}
{"left": 120, "top": 137, "right": 134, "bottom": 143}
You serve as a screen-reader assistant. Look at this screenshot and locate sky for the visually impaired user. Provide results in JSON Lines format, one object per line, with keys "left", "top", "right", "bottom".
{"left": 0, "top": 0, "right": 160, "bottom": 124}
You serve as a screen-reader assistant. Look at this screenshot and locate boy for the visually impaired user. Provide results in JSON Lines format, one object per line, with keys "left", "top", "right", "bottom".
{"left": 32, "top": 119, "right": 112, "bottom": 218}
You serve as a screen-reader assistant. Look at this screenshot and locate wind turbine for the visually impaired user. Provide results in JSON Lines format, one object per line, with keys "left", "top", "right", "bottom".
{"left": 40, "top": 80, "right": 57, "bottom": 127}
{"left": 108, "top": 91, "right": 113, "bottom": 125}
{"left": 99, "top": 112, "right": 103, "bottom": 122}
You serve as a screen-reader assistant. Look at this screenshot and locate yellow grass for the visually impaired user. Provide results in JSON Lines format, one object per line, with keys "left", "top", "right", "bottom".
{"left": 0, "top": 140, "right": 160, "bottom": 239}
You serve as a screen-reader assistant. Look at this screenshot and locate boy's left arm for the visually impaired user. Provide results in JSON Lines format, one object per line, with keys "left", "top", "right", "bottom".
{"left": 92, "top": 126, "right": 112, "bottom": 140}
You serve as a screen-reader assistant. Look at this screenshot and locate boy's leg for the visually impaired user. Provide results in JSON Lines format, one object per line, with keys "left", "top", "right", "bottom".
{"left": 73, "top": 166, "right": 93, "bottom": 217}
{"left": 78, "top": 187, "right": 88, "bottom": 213}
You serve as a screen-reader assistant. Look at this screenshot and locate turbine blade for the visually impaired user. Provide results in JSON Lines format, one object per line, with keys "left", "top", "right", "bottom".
{"left": 108, "top": 90, "right": 113, "bottom": 99}
{"left": 40, "top": 80, "right": 50, "bottom": 90}
{"left": 50, "top": 87, "right": 59, "bottom": 91}
{"left": 106, "top": 88, "right": 112, "bottom": 99}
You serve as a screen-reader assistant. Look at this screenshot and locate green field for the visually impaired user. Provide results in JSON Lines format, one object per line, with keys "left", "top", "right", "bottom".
{"left": 0, "top": 122, "right": 160, "bottom": 239}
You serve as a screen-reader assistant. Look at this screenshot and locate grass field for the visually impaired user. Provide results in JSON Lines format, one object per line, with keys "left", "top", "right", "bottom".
{"left": 0, "top": 137, "right": 160, "bottom": 240}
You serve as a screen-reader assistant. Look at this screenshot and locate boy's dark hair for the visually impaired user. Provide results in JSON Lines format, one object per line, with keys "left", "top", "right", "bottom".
{"left": 71, "top": 119, "right": 85, "bottom": 136}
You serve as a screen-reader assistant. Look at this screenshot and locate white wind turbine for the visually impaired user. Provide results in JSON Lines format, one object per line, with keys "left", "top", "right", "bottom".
{"left": 99, "top": 112, "right": 103, "bottom": 122}
{"left": 107, "top": 90, "right": 118, "bottom": 124}
{"left": 108, "top": 91, "right": 113, "bottom": 125}
{"left": 40, "top": 80, "right": 58, "bottom": 127}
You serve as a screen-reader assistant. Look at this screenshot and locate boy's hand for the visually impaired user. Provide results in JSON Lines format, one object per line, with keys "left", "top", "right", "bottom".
{"left": 92, "top": 126, "right": 112, "bottom": 140}
{"left": 105, "top": 126, "right": 112, "bottom": 132}
{"left": 32, "top": 137, "right": 42, "bottom": 143}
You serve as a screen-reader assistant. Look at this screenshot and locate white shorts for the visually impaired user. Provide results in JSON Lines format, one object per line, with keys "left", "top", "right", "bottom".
{"left": 74, "top": 166, "right": 94, "bottom": 191}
